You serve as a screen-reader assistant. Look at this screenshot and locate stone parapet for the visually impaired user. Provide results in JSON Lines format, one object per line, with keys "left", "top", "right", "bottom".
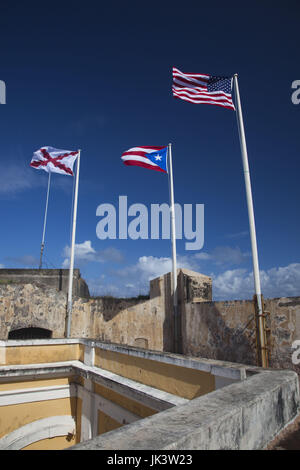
{"left": 0, "top": 268, "right": 90, "bottom": 298}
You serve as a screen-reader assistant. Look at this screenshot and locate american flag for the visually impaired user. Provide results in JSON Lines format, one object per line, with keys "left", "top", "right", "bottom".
{"left": 172, "top": 67, "right": 235, "bottom": 110}
{"left": 121, "top": 146, "right": 168, "bottom": 173}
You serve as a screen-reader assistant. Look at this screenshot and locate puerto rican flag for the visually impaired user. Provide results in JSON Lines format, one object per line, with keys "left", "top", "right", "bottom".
{"left": 30, "top": 146, "right": 79, "bottom": 176}
{"left": 121, "top": 146, "right": 168, "bottom": 173}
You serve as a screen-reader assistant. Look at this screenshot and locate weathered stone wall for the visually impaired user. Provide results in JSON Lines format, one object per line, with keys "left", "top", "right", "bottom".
{"left": 0, "top": 283, "right": 149, "bottom": 343}
{"left": 1, "top": 267, "right": 299, "bottom": 378}
{"left": 69, "top": 268, "right": 212, "bottom": 351}
{"left": 0, "top": 283, "right": 67, "bottom": 338}
{"left": 0, "top": 268, "right": 212, "bottom": 352}
{"left": 265, "top": 297, "right": 300, "bottom": 371}
{"left": 182, "top": 296, "right": 300, "bottom": 375}
{"left": 0, "top": 269, "right": 90, "bottom": 298}
{"left": 71, "top": 295, "right": 166, "bottom": 351}
{"left": 182, "top": 299, "right": 257, "bottom": 364}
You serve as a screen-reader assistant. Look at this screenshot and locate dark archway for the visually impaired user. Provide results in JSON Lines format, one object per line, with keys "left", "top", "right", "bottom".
{"left": 8, "top": 327, "right": 52, "bottom": 340}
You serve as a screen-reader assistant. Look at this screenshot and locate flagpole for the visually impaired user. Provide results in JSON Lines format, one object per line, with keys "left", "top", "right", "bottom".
{"left": 167, "top": 143, "right": 179, "bottom": 353}
{"left": 66, "top": 150, "right": 81, "bottom": 338}
{"left": 39, "top": 171, "right": 51, "bottom": 269}
{"left": 233, "top": 74, "right": 267, "bottom": 367}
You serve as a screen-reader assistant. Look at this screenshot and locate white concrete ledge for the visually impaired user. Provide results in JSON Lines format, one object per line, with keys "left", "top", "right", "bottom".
{"left": 0, "top": 383, "right": 76, "bottom": 406}
{"left": 0, "top": 360, "right": 188, "bottom": 412}
{"left": 70, "top": 369, "right": 300, "bottom": 450}
{"left": 0, "top": 339, "right": 252, "bottom": 380}
{"left": 90, "top": 340, "right": 249, "bottom": 380}
{"left": 0, "top": 339, "right": 80, "bottom": 347}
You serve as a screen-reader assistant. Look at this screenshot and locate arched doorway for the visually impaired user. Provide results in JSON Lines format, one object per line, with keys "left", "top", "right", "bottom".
{"left": 8, "top": 327, "right": 52, "bottom": 340}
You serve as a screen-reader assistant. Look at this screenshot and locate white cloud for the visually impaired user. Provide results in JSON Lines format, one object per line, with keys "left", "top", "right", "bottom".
{"left": 226, "top": 231, "right": 249, "bottom": 239}
{"left": 195, "top": 246, "right": 250, "bottom": 266}
{"left": 63, "top": 240, "right": 95, "bottom": 261}
{"left": 62, "top": 240, "right": 124, "bottom": 268}
{"left": 213, "top": 268, "right": 250, "bottom": 298}
{"left": 213, "top": 263, "right": 300, "bottom": 300}
{"left": 194, "top": 252, "right": 211, "bottom": 260}
{"left": 134, "top": 256, "right": 173, "bottom": 281}
{"left": 0, "top": 160, "right": 74, "bottom": 197}
{"left": 0, "top": 264, "right": 4, "bottom": 268}
{"left": 0, "top": 163, "right": 40, "bottom": 195}
{"left": 260, "top": 263, "right": 300, "bottom": 298}
{"left": 115, "top": 254, "right": 197, "bottom": 283}
{"left": 211, "top": 246, "right": 250, "bottom": 265}
{"left": 90, "top": 254, "right": 198, "bottom": 297}
{"left": 86, "top": 252, "right": 300, "bottom": 301}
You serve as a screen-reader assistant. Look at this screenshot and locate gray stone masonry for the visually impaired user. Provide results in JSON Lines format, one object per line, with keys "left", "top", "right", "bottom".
{"left": 0, "top": 268, "right": 90, "bottom": 298}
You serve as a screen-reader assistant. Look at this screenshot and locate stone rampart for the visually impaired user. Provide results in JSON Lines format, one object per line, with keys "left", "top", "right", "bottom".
{"left": 182, "top": 296, "right": 300, "bottom": 375}
{"left": 0, "top": 268, "right": 90, "bottom": 298}
{"left": 0, "top": 267, "right": 299, "bottom": 377}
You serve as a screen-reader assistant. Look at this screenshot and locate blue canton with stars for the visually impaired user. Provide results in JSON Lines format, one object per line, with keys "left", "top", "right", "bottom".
{"left": 146, "top": 147, "right": 168, "bottom": 173}
{"left": 207, "top": 76, "right": 232, "bottom": 94}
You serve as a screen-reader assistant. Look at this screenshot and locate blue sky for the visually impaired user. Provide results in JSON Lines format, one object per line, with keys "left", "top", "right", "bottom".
{"left": 0, "top": 1, "right": 299, "bottom": 300}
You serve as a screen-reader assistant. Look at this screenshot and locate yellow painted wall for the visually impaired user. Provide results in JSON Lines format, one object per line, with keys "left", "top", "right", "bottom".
{"left": 95, "top": 348, "right": 215, "bottom": 399}
{"left": 94, "top": 383, "right": 156, "bottom": 418}
{"left": 98, "top": 410, "right": 122, "bottom": 435}
{"left": 0, "top": 397, "right": 77, "bottom": 439}
{"left": 4, "top": 343, "right": 83, "bottom": 366}
{"left": 0, "top": 374, "right": 83, "bottom": 449}
{"left": 0, "top": 342, "right": 216, "bottom": 449}
{"left": 0, "top": 376, "right": 77, "bottom": 392}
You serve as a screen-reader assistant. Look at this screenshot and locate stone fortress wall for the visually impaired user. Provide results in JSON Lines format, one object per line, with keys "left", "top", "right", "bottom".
{"left": 0, "top": 268, "right": 299, "bottom": 375}
{"left": 0, "top": 269, "right": 90, "bottom": 298}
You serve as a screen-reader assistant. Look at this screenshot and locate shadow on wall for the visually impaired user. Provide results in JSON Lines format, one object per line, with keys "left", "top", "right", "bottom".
{"left": 163, "top": 272, "right": 174, "bottom": 353}
{"left": 183, "top": 300, "right": 258, "bottom": 366}
{"left": 88, "top": 269, "right": 214, "bottom": 354}
{"left": 89, "top": 295, "right": 150, "bottom": 322}
{"left": 182, "top": 295, "right": 300, "bottom": 374}
{"left": 8, "top": 327, "right": 52, "bottom": 340}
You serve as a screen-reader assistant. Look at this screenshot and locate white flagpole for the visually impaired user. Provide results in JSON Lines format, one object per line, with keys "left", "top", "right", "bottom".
{"left": 233, "top": 74, "right": 267, "bottom": 367}
{"left": 66, "top": 150, "right": 81, "bottom": 338}
{"left": 167, "top": 143, "right": 179, "bottom": 353}
{"left": 39, "top": 171, "right": 51, "bottom": 269}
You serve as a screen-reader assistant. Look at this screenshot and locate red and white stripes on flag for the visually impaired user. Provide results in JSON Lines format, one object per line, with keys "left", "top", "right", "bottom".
{"left": 121, "top": 146, "right": 167, "bottom": 173}
{"left": 172, "top": 67, "right": 235, "bottom": 110}
{"left": 30, "top": 146, "right": 79, "bottom": 176}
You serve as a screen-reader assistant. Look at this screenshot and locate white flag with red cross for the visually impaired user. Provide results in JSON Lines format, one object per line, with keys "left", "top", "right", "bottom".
{"left": 30, "top": 146, "right": 79, "bottom": 176}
